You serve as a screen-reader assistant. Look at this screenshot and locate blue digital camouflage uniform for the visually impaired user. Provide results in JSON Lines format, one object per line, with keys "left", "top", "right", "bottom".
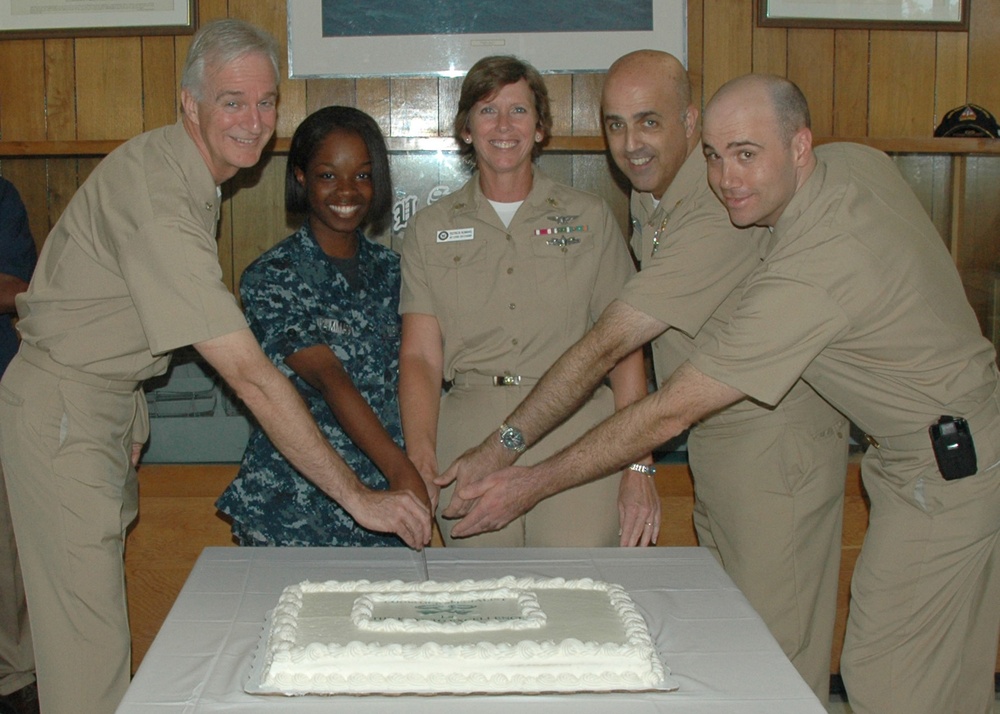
{"left": 216, "top": 224, "right": 405, "bottom": 546}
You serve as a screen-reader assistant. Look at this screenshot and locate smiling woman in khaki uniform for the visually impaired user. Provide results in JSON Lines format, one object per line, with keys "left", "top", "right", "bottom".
{"left": 399, "top": 55, "right": 657, "bottom": 547}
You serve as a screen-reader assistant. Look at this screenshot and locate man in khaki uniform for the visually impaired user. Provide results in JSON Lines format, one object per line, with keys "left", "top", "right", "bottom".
{"left": 0, "top": 19, "right": 430, "bottom": 714}
{"left": 603, "top": 52, "right": 847, "bottom": 700}
{"left": 441, "top": 51, "right": 848, "bottom": 700}
{"left": 447, "top": 74, "right": 1000, "bottom": 714}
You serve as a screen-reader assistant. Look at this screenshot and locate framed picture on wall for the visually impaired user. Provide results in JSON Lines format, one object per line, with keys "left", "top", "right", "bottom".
{"left": 757, "top": 0, "right": 969, "bottom": 30}
{"left": 288, "top": 0, "right": 687, "bottom": 78}
{"left": 0, "top": 0, "right": 195, "bottom": 38}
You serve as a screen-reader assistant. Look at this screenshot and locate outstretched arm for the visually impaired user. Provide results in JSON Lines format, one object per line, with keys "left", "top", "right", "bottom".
{"left": 606, "top": 347, "right": 659, "bottom": 546}
{"left": 195, "top": 328, "right": 432, "bottom": 549}
{"left": 438, "top": 299, "right": 668, "bottom": 518}
{"left": 284, "top": 345, "right": 431, "bottom": 511}
{"left": 449, "top": 361, "right": 744, "bottom": 538}
{"left": 398, "top": 313, "right": 446, "bottom": 511}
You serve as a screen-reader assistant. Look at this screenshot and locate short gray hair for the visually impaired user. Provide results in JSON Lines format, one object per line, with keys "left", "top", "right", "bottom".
{"left": 181, "top": 19, "right": 280, "bottom": 100}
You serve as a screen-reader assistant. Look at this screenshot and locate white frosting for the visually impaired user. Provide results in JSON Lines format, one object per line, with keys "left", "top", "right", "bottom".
{"left": 258, "top": 576, "right": 664, "bottom": 694}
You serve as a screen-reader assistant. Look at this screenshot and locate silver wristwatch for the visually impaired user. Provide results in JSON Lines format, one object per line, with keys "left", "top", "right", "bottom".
{"left": 498, "top": 422, "right": 527, "bottom": 453}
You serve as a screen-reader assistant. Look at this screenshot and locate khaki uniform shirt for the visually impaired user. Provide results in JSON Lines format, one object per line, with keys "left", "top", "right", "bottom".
{"left": 690, "top": 143, "right": 998, "bottom": 441}
{"left": 619, "top": 149, "right": 762, "bottom": 381}
{"left": 615, "top": 149, "right": 833, "bottom": 427}
{"left": 15, "top": 120, "right": 247, "bottom": 383}
{"left": 399, "top": 170, "right": 634, "bottom": 380}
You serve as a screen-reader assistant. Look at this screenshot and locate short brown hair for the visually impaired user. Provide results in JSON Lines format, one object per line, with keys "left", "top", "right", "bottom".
{"left": 453, "top": 55, "right": 552, "bottom": 166}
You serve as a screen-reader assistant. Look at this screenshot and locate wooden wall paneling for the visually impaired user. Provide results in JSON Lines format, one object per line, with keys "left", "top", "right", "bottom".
{"left": 230, "top": 0, "right": 303, "bottom": 140}
{"left": 700, "top": 0, "right": 754, "bottom": 103}
{"left": 227, "top": 155, "right": 291, "bottom": 292}
{"left": 437, "top": 77, "right": 463, "bottom": 136}
{"left": 75, "top": 38, "right": 144, "bottom": 140}
{"left": 967, "top": 0, "right": 1000, "bottom": 112}
{"left": 961, "top": 156, "right": 1000, "bottom": 271}
{"left": 832, "top": 30, "right": 870, "bottom": 137}
{"left": 788, "top": 29, "right": 835, "bottom": 137}
{"left": 141, "top": 37, "right": 179, "bottom": 131}
{"left": 868, "top": 31, "right": 936, "bottom": 137}
{"left": 45, "top": 159, "right": 82, "bottom": 238}
{"left": 0, "top": 40, "right": 46, "bottom": 141}
{"left": 960, "top": 157, "right": 1000, "bottom": 344}
{"left": 43, "top": 39, "right": 77, "bottom": 142}
{"left": 304, "top": 79, "right": 356, "bottom": 115}
{"left": 569, "top": 73, "right": 602, "bottom": 136}
{"left": 751, "top": 25, "right": 787, "bottom": 76}
{"left": 195, "top": 0, "right": 229, "bottom": 25}
{"left": 654, "top": 464, "right": 699, "bottom": 546}
{"left": 933, "top": 32, "right": 968, "bottom": 123}
{"left": 388, "top": 78, "right": 440, "bottom": 137}
{"left": 686, "top": 0, "right": 705, "bottom": 111}
{"left": 545, "top": 74, "right": 574, "bottom": 136}
{"left": 356, "top": 78, "right": 391, "bottom": 137}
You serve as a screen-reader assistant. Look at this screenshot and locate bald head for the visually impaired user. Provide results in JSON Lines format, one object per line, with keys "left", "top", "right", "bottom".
{"left": 604, "top": 50, "right": 691, "bottom": 111}
{"left": 701, "top": 73, "right": 816, "bottom": 228}
{"left": 707, "top": 74, "right": 810, "bottom": 143}
{"left": 601, "top": 50, "right": 698, "bottom": 199}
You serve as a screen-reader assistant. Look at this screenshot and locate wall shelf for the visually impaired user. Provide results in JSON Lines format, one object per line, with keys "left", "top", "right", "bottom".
{"left": 1, "top": 135, "right": 997, "bottom": 158}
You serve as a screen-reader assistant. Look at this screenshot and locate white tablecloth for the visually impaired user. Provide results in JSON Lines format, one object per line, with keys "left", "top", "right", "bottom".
{"left": 117, "top": 546, "right": 825, "bottom": 713}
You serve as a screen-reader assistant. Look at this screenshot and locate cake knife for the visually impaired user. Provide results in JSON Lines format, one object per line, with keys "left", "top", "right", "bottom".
{"left": 417, "top": 547, "right": 430, "bottom": 581}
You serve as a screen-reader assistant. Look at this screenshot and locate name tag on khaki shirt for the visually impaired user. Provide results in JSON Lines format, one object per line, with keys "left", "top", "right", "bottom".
{"left": 436, "top": 228, "right": 474, "bottom": 243}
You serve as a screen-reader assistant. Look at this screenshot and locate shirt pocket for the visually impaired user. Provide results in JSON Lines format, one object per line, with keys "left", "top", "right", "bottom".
{"left": 423, "top": 236, "right": 494, "bottom": 318}
{"left": 528, "top": 230, "right": 598, "bottom": 316}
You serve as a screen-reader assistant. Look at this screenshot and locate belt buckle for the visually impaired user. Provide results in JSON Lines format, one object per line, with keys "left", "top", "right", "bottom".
{"left": 863, "top": 434, "right": 880, "bottom": 449}
{"left": 493, "top": 375, "right": 521, "bottom": 386}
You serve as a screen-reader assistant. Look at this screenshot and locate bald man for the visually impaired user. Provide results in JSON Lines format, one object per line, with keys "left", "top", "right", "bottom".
{"left": 444, "top": 73, "right": 1000, "bottom": 714}
{"left": 439, "top": 52, "right": 848, "bottom": 701}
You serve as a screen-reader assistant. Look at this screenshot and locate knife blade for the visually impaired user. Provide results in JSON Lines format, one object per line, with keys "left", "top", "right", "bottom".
{"left": 417, "top": 547, "right": 430, "bottom": 582}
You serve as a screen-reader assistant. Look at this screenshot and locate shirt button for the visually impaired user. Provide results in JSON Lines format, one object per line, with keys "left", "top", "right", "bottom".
{"left": 453, "top": 256, "right": 461, "bottom": 263}
{"left": 511, "top": 338, "right": 519, "bottom": 346}
{"left": 508, "top": 303, "right": 516, "bottom": 310}
{"left": 506, "top": 267, "right": 514, "bottom": 274}
{"left": 505, "top": 234, "right": 512, "bottom": 241}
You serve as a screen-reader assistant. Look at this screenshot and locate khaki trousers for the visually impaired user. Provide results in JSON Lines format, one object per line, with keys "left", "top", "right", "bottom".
{"left": 0, "top": 457, "right": 34, "bottom": 696}
{"left": 688, "top": 386, "right": 848, "bottom": 702}
{"left": 0, "top": 353, "right": 140, "bottom": 714}
{"left": 840, "top": 389, "right": 1000, "bottom": 714}
{"left": 435, "top": 382, "right": 621, "bottom": 547}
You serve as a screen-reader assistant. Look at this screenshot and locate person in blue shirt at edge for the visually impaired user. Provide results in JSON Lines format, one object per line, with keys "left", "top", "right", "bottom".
{"left": 216, "top": 105, "right": 432, "bottom": 545}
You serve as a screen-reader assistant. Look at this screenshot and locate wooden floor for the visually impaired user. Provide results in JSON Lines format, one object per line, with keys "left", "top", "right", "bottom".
{"left": 123, "top": 457, "right": 997, "bottom": 678}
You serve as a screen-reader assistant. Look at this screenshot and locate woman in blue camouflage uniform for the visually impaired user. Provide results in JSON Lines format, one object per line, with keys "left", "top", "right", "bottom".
{"left": 216, "top": 106, "right": 430, "bottom": 546}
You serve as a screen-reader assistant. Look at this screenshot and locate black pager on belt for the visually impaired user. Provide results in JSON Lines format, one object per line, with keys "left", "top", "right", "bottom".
{"left": 929, "top": 416, "right": 978, "bottom": 480}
